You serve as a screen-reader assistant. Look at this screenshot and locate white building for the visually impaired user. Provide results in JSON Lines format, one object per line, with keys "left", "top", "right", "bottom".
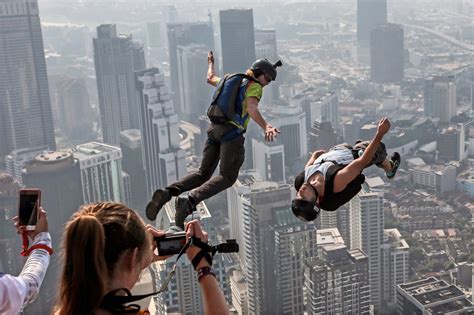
{"left": 304, "top": 245, "right": 371, "bottom": 314}
{"left": 349, "top": 189, "right": 384, "bottom": 309}
{"left": 228, "top": 171, "right": 316, "bottom": 314}
{"left": 5, "top": 146, "right": 49, "bottom": 184}
{"left": 152, "top": 201, "right": 229, "bottom": 315}
{"left": 229, "top": 269, "right": 248, "bottom": 315}
{"left": 251, "top": 139, "right": 285, "bottom": 182}
{"left": 382, "top": 228, "right": 409, "bottom": 306}
{"left": 136, "top": 68, "right": 186, "bottom": 195}
{"left": 73, "top": 142, "right": 125, "bottom": 203}
{"left": 265, "top": 104, "right": 307, "bottom": 164}
{"left": 412, "top": 163, "right": 457, "bottom": 196}
{"left": 397, "top": 277, "right": 474, "bottom": 314}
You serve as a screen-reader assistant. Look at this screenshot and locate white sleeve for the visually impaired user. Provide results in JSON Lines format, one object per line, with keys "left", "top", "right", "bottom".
{"left": 0, "top": 232, "right": 52, "bottom": 315}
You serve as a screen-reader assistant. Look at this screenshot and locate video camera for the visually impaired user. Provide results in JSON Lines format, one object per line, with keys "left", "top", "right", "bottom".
{"left": 155, "top": 232, "right": 239, "bottom": 256}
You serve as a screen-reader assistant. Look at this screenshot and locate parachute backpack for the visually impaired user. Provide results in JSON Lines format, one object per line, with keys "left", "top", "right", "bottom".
{"left": 207, "top": 73, "right": 257, "bottom": 130}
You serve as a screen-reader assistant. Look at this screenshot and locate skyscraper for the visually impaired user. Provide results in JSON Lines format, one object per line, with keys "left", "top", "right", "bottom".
{"left": 0, "top": 0, "right": 56, "bottom": 164}
{"left": 167, "top": 22, "right": 214, "bottom": 114}
{"left": 73, "top": 142, "right": 125, "bottom": 203}
{"left": 22, "top": 151, "right": 83, "bottom": 314}
{"left": 251, "top": 139, "right": 285, "bottom": 182}
{"left": 349, "top": 189, "right": 384, "bottom": 309}
{"left": 255, "top": 29, "right": 279, "bottom": 103}
{"left": 53, "top": 78, "right": 94, "bottom": 141}
{"left": 177, "top": 44, "right": 213, "bottom": 120}
{"left": 304, "top": 245, "right": 371, "bottom": 314}
{"left": 135, "top": 68, "right": 186, "bottom": 195}
{"left": 357, "top": 0, "right": 387, "bottom": 46}
{"left": 424, "top": 76, "right": 457, "bottom": 123}
{"left": 152, "top": 201, "right": 229, "bottom": 314}
{"left": 228, "top": 171, "right": 317, "bottom": 314}
{"left": 266, "top": 105, "right": 307, "bottom": 165}
{"left": 5, "top": 146, "right": 49, "bottom": 184}
{"left": 220, "top": 9, "right": 256, "bottom": 74}
{"left": 381, "top": 228, "right": 409, "bottom": 308}
{"left": 370, "top": 24, "right": 404, "bottom": 83}
{"left": 119, "top": 129, "right": 147, "bottom": 216}
{"left": 0, "top": 173, "right": 22, "bottom": 277}
{"left": 93, "top": 24, "right": 145, "bottom": 145}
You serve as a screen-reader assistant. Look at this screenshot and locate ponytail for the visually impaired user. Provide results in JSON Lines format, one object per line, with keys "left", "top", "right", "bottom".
{"left": 57, "top": 215, "right": 108, "bottom": 315}
{"left": 56, "top": 202, "right": 149, "bottom": 315}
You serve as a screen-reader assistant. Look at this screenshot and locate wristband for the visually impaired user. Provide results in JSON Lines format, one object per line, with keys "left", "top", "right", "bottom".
{"left": 197, "top": 266, "right": 216, "bottom": 282}
{"left": 21, "top": 244, "right": 53, "bottom": 257}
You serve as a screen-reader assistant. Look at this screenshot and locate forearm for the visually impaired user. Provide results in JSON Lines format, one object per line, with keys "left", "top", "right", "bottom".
{"left": 199, "top": 276, "right": 229, "bottom": 315}
{"left": 360, "top": 134, "right": 383, "bottom": 165}
{"left": 18, "top": 232, "right": 52, "bottom": 305}
{"left": 248, "top": 107, "right": 268, "bottom": 130}
{"left": 207, "top": 63, "right": 216, "bottom": 81}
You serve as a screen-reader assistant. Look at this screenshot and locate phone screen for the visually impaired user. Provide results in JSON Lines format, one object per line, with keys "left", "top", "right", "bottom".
{"left": 19, "top": 193, "right": 40, "bottom": 227}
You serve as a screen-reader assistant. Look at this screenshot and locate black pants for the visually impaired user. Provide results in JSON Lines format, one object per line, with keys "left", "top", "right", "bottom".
{"left": 166, "top": 124, "right": 245, "bottom": 204}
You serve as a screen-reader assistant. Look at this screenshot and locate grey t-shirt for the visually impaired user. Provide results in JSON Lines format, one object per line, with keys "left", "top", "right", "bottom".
{"left": 304, "top": 146, "right": 354, "bottom": 182}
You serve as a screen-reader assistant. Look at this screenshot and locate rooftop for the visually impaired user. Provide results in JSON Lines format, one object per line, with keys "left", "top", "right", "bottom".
{"left": 72, "top": 142, "right": 121, "bottom": 160}
{"left": 399, "top": 277, "right": 472, "bottom": 310}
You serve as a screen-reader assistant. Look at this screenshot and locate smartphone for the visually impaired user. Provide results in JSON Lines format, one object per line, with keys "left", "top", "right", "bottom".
{"left": 155, "top": 232, "right": 187, "bottom": 256}
{"left": 18, "top": 189, "right": 41, "bottom": 231}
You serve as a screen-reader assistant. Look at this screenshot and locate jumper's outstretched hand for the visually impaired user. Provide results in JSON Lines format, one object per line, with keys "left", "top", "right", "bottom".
{"left": 207, "top": 51, "right": 214, "bottom": 65}
{"left": 376, "top": 117, "right": 391, "bottom": 138}
{"left": 265, "top": 125, "right": 280, "bottom": 142}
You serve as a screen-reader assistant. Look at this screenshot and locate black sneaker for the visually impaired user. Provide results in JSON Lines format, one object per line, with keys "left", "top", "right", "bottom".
{"left": 174, "top": 197, "right": 196, "bottom": 230}
{"left": 146, "top": 189, "right": 171, "bottom": 221}
{"left": 386, "top": 152, "right": 401, "bottom": 179}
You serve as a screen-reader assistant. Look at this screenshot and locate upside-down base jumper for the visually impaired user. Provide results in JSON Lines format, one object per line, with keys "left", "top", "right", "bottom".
{"left": 291, "top": 117, "right": 401, "bottom": 222}
{"left": 146, "top": 50, "right": 283, "bottom": 230}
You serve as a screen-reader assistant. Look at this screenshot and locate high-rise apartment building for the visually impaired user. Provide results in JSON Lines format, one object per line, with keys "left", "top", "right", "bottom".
{"left": 349, "top": 189, "right": 384, "bottom": 309}
{"left": 424, "top": 76, "right": 457, "bottom": 123}
{"left": 357, "top": 0, "right": 387, "bottom": 46}
{"left": 370, "top": 24, "right": 404, "bottom": 83}
{"left": 304, "top": 245, "right": 371, "bottom": 314}
{"left": 21, "top": 151, "right": 83, "bottom": 314}
{"left": 0, "top": 173, "right": 22, "bottom": 277}
{"left": 167, "top": 22, "right": 214, "bottom": 113}
{"left": 73, "top": 142, "right": 125, "bottom": 203}
{"left": 93, "top": 24, "right": 145, "bottom": 144}
{"left": 220, "top": 9, "right": 256, "bottom": 74}
{"left": 135, "top": 68, "right": 186, "bottom": 195}
{"left": 228, "top": 171, "right": 316, "bottom": 314}
{"left": 266, "top": 104, "right": 307, "bottom": 165}
{"left": 437, "top": 124, "right": 466, "bottom": 162}
{"left": 152, "top": 201, "right": 229, "bottom": 315}
{"left": 0, "top": 0, "right": 56, "bottom": 164}
{"left": 308, "top": 121, "right": 338, "bottom": 152}
{"left": 255, "top": 29, "right": 279, "bottom": 103}
{"left": 5, "top": 146, "right": 49, "bottom": 184}
{"left": 177, "top": 44, "right": 213, "bottom": 120}
{"left": 119, "top": 129, "right": 147, "bottom": 215}
{"left": 251, "top": 139, "right": 285, "bottom": 182}
{"left": 53, "top": 78, "right": 94, "bottom": 141}
{"left": 382, "top": 229, "right": 409, "bottom": 306}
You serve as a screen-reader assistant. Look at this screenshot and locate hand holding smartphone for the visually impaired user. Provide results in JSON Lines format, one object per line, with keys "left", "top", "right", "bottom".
{"left": 18, "top": 189, "right": 41, "bottom": 231}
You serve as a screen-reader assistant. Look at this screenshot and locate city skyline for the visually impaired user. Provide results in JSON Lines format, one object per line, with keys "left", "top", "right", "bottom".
{"left": 1, "top": 0, "right": 473, "bottom": 314}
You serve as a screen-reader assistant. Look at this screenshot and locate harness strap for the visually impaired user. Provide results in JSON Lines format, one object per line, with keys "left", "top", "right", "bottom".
{"left": 190, "top": 236, "right": 213, "bottom": 269}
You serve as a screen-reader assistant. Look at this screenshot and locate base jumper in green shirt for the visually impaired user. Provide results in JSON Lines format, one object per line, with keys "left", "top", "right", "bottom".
{"left": 146, "top": 51, "right": 282, "bottom": 230}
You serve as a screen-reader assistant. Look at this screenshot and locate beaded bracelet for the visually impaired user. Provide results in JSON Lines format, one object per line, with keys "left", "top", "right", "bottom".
{"left": 197, "top": 266, "right": 216, "bottom": 282}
